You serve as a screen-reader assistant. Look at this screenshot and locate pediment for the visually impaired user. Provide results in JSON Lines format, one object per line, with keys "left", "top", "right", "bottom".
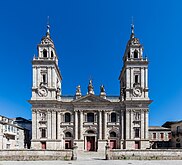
{"left": 72, "top": 94, "right": 110, "bottom": 103}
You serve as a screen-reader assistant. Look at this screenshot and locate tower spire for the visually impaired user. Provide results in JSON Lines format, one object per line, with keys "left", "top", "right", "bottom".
{"left": 131, "top": 16, "right": 135, "bottom": 39}
{"left": 46, "top": 16, "right": 50, "bottom": 37}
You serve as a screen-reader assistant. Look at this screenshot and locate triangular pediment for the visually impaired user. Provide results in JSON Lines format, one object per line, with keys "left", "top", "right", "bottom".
{"left": 72, "top": 94, "right": 110, "bottom": 103}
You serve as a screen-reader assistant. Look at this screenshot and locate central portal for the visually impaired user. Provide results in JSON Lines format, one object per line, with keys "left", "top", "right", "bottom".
{"left": 87, "top": 136, "right": 95, "bottom": 151}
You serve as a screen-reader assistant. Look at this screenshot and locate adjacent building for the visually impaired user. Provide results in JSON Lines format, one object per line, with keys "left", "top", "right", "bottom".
{"left": 13, "top": 117, "right": 32, "bottom": 149}
{"left": 162, "top": 121, "right": 182, "bottom": 148}
{"left": 149, "top": 126, "right": 171, "bottom": 149}
{"left": 29, "top": 23, "right": 152, "bottom": 151}
{"left": 0, "top": 115, "right": 25, "bottom": 149}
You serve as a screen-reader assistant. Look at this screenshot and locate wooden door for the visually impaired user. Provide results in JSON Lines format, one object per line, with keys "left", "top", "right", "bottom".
{"left": 110, "top": 140, "right": 116, "bottom": 149}
{"left": 41, "top": 142, "right": 46, "bottom": 149}
{"left": 65, "top": 140, "right": 71, "bottom": 149}
{"left": 135, "top": 141, "right": 140, "bottom": 149}
{"left": 87, "top": 137, "right": 95, "bottom": 151}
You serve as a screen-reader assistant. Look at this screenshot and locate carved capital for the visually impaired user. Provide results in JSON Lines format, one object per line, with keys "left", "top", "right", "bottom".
{"left": 32, "top": 109, "right": 37, "bottom": 113}
{"left": 143, "top": 109, "right": 149, "bottom": 112}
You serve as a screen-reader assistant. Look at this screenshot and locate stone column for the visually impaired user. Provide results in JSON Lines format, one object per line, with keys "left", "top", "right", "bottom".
{"left": 36, "top": 111, "right": 40, "bottom": 139}
{"left": 141, "top": 68, "right": 145, "bottom": 89}
{"left": 145, "top": 68, "right": 148, "bottom": 88}
{"left": 32, "top": 109, "right": 36, "bottom": 139}
{"left": 131, "top": 68, "right": 134, "bottom": 88}
{"left": 130, "top": 110, "right": 133, "bottom": 139}
{"left": 48, "top": 67, "right": 51, "bottom": 87}
{"left": 33, "top": 67, "right": 36, "bottom": 88}
{"left": 99, "top": 110, "right": 102, "bottom": 140}
{"left": 121, "top": 110, "right": 124, "bottom": 139}
{"left": 126, "top": 68, "right": 130, "bottom": 88}
{"left": 47, "top": 110, "right": 52, "bottom": 139}
{"left": 103, "top": 111, "right": 107, "bottom": 139}
{"left": 52, "top": 110, "right": 56, "bottom": 139}
{"left": 51, "top": 67, "right": 53, "bottom": 87}
{"left": 57, "top": 112, "right": 61, "bottom": 139}
{"left": 36, "top": 67, "right": 42, "bottom": 87}
{"left": 54, "top": 70, "right": 57, "bottom": 88}
{"left": 74, "top": 110, "right": 78, "bottom": 140}
{"left": 37, "top": 67, "right": 40, "bottom": 87}
{"left": 141, "top": 110, "right": 145, "bottom": 139}
{"left": 125, "top": 110, "right": 130, "bottom": 139}
{"left": 80, "top": 110, "right": 84, "bottom": 140}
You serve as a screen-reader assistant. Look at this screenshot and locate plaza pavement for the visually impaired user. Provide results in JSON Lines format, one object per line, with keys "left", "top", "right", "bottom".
{"left": 1, "top": 160, "right": 182, "bottom": 165}
{"left": 1, "top": 152, "right": 182, "bottom": 165}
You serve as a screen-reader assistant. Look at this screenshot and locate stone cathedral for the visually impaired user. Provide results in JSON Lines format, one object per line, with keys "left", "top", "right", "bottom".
{"left": 29, "top": 23, "right": 152, "bottom": 151}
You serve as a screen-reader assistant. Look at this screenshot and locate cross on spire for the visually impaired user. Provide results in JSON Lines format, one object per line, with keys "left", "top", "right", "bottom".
{"left": 46, "top": 16, "right": 50, "bottom": 37}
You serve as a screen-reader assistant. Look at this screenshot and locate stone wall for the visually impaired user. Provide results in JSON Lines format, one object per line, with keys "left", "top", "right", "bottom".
{"left": 107, "top": 149, "right": 182, "bottom": 160}
{"left": 0, "top": 149, "right": 72, "bottom": 161}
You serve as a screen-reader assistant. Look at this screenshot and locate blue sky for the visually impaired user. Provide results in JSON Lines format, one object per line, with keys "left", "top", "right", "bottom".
{"left": 0, "top": 0, "right": 182, "bottom": 126}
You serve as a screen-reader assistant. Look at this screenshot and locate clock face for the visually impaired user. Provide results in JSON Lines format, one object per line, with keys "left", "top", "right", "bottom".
{"left": 38, "top": 87, "right": 48, "bottom": 97}
{"left": 133, "top": 87, "right": 142, "bottom": 97}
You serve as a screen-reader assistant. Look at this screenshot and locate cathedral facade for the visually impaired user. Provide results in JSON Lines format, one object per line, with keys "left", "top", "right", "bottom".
{"left": 29, "top": 24, "right": 152, "bottom": 151}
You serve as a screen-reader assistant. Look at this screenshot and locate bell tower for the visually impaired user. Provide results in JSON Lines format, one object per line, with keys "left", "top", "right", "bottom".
{"left": 31, "top": 23, "right": 62, "bottom": 101}
{"left": 119, "top": 24, "right": 152, "bottom": 149}
{"left": 119, "top": 23, "right": 149, "bottom": 101}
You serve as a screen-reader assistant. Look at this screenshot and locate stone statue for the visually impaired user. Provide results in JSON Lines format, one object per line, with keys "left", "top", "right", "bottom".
{"left": 100, "top": 85, "right": 105, "bottom": 93}
{"left": 76, "top": 85, "right": 81, "bottom": 94}
{"left": 88, "top": 80, "right": 94, "bottom": 94}
{"left": 100, "top": 84, "right": 106, "bottom": 98}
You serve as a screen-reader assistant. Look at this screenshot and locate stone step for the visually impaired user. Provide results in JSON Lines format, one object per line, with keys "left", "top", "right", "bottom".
{"left": 77, "top": 151, "right": 105, "bottom": 160}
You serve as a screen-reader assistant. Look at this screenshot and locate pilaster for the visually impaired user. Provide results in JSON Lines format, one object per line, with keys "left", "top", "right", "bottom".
{"left": 36, "top": 110, "right": 40, "bottom": 139}
{"left": 57, "top": 112, "right": 61, "bottom": 139}
{"left": 32, "top": 109, "right": 36, "bottom": 139}
{"left": 141, "top": 110, "right": 145, "bottom": 139}
{"left": 52, "top": 110, "right": 56, "bottom": 139}
{"left": 47, "top": 110, "right": 52, "bottom": 139}
{"left": 103, "top": 111, "right": 107, "bottom": 139}
{"left": 145, "top": 109, "right": 149, "bottom": 139}
{"left": 79, "top": 110, "right": 84, "bottom": 140}
{"left": 141, "top": 68, "right": 145, "bottom": 89}
{"left": 74, "top": 110, "right": 78, "bottom": 140}
{"left": 130, "top": 110, "right": 133, "bottom": 139}
{"left": 125, "top": 110, "right": 130, "bottom": 139}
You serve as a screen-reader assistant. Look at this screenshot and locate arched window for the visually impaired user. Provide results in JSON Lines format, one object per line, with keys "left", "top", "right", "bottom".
{"left": 111, "top": 113, "right": 117, "bottom": 122}
{"left": 134, "top": 128, "right": 140, "bottom": 138}
{"left": 134, "top": 50, "right": 138, "bottom": 58}
{"left": 65, "top": 113, "right": 71, "bottom": 122}
{"left": 128, "top": 51, "right": 130, "bottom": 58}
{"left": 51, "top": 51, "right": 54, "bottom": 58}
{"left": 135, "top": 75, "right": 139, "bottom": 83}
{"left": 65, "top": 132, "right": 72, "bottom": 138}
{"left": 87, "top": 130, "right": 95, "bottom": 134}
{"left": 87, "top": 113, "right": 94, "bottom": 122}
{"left": 41, "top": 128, "right": 46, "bottom": 138}
{"left": 177, "top": 126, "right": 180, "bottom": 134}
{"left": 110, "top": 131, "right": 116, "bottom": 137}
{"left": 43, "top": 49, "right": 47, "bottom": 58}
